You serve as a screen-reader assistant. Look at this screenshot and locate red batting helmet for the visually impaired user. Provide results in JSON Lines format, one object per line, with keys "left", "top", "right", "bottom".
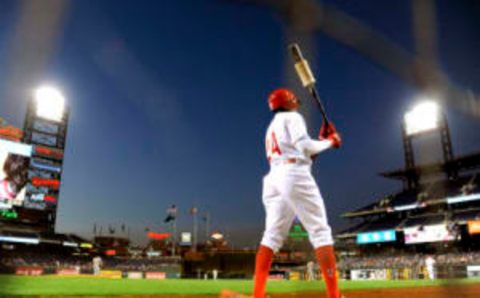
{"left": 268, "top": 88, "right": 299, "bottom": 111}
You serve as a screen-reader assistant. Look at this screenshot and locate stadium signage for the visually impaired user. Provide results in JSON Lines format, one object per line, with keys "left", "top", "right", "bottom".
{"left": 289, "top": 224, "right": 308, "bottom": 239}
{"left": 80, "top": 243, "right": 93, "bottom": 248}
{"left": 180, "top": 232, "right": 192, "bottom": 245}
{"left": 467, "top": 266, "right": 480, "bottom": 278}
{"left": 447, "top": 193, "right": 480, "bottom": 205}
{"left": 127, "top": 272, "right": 143, "bottom": 279}
{"left": 467, "top": 220, "right": 480, "bottom": 235}
{"left": 62, "top": 241, "right": 78, "bottom": 247}
{"left": 30, "top": 160, "right": 62, "bottom": 173}
{"left": 356, "top": 230, "right": 396, "bottom": 244}
{"left": 0, "top": 236, "right": 39, "bottom": 244}
{"left": 147, "top": 251, "right": 161, "bottom": 257}
{"left": 57, "top": 268, "right": 80, "bottom": 276}
{"left": 16, "top": 267, "right": 43, "bottom": 276}
{"left": 351, "top": 269, "right": 388, "bottom": 280}
{"left": 404, "top": 224, "right": 455, "bottom": 244}
{"left": 145, "top": 272, "right": 166, "bottom": 280}
{"left": 0, "top": 209, "right": 18, "bottom": 219}
{"left": 99, "top": 270, "right": 122, "bottom": 279}
{"left": 393, "top": 203, "right": 419, "bottom": 211}
{"left": 0, "top": 139, "right": 32, "bottom": 157}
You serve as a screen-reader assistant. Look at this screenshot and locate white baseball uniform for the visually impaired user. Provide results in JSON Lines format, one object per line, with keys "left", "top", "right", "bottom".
{"left": 425, "top": 256, "right": 436, "bottom": 280}
{"left": 261, "top": 110, "right": 334, "bottom": 252}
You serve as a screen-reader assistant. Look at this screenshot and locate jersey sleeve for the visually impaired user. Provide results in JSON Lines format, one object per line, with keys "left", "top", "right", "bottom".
{"left": 297, "top": 138, "right": 332, "bottom": 156}
{"left": 287, "top": 112, "right": 332, "bottom": 156}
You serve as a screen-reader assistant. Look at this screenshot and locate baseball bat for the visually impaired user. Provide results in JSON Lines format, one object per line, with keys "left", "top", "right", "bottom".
{"left": 289, "top": 43, "right": 330, "bottom": 125}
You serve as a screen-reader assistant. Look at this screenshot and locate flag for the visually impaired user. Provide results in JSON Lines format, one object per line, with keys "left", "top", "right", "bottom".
{"left": 164, "top": 204, "right": 177, "bottom": 223}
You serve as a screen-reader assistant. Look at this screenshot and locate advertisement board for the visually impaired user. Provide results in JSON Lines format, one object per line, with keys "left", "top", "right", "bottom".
{"left": 57, "top": 268, "right": 80, "bottom": 276}
{"left": 16, "top": 267, "right": 44, "bottom": 276}
{"left": 145, "top": 272, "right": 166, "bottom": 280}
{"left": 467, "top": 220, "right": 480, "bottom": 235}
{"left": 351, "top": 269, "right": 388, "bottom": 280}
{"left": 0, "top": 139, "right": 31, "bottom": 210}
{"left": 181, "top": 232, "right": 192, "bottom": 245}
{"left": 0, "top": 138, "right": 61, "bottom": 229}
{"left": 99, "top": 270, "right": 122, "bottom": 279}
{"left": 467, "top": 266, "right": 480, "bottom": 278}
{"left": 404, "top": 224, "right": 455, "bottom": 244}
{"left": 127, "top": 272, "right": 143, "bottom": 279}
{"left": 356, "top": 230, "right": 396, "bottom": 244}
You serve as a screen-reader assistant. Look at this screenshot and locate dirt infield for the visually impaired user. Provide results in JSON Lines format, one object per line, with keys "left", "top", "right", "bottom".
{"left": 277, "top": 284, "right": 480, "bottom": 297}
{"left": 10, "top": 284, "right": 476, "bottom": 298}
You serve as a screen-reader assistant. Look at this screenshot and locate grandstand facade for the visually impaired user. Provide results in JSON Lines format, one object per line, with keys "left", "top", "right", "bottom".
{"left": 336, "top": 111, "right": 480, "bottom": 279}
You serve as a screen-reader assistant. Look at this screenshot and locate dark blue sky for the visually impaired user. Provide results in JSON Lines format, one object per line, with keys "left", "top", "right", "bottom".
{"left": 0, "top": 0, "right": 479, "bottom": 247}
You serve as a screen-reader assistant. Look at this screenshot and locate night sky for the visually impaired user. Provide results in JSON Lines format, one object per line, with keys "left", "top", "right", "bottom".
{"left": 0, "top": 0, "right": 479, "bottom": 247}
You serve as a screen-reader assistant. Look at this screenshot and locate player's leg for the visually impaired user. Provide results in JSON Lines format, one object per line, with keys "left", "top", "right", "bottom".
{"left": 286, "top": 173, "right": 341, "bottom": 298}
{"left": 255, "top": 176, "right": 295, "bottom": 298}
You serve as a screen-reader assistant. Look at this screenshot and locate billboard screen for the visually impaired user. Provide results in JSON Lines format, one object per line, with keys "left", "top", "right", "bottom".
{"left": 468, "top": 220, "right": 480, "bottom": 235}
{"left": 0, "top": 139, "right": 31, "bottom": 210}
{"left": 180, "top": 232, "right": 192, "bottom": 245}
{"left": 356, "top": 230, "right": 397, "bottom": 244}
{"left": 0, "top": 139, "right": 59, "bottom": 228}
{"left": 404, "top": 224, "right": 455, "bottom": 244}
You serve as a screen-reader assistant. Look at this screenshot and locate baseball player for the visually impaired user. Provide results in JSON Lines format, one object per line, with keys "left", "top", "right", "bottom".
{"left": 92, "top": 256, "right": 103, "bottom": 276}
{"left": 221, "top": 89, "right": 342, "bottom": 298}
{"left": 256, "top": 88, "right": 342, "bottom": 298}
{"left": 425, "top": 255, "right": 436, "bottom": 280}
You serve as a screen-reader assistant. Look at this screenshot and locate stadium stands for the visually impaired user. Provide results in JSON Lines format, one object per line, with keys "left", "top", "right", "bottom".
{"left": 337, "top": 151, "right": 480, "bottom": 280}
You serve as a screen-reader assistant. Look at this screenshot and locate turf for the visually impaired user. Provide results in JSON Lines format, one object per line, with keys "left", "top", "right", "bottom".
{"left": 0, "top": 275, "right": 479, "bottom": 296}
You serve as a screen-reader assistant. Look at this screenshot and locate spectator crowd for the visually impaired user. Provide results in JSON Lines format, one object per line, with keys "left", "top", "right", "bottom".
{"left": 339, "top": 251, "right": 480, "bottom": 270}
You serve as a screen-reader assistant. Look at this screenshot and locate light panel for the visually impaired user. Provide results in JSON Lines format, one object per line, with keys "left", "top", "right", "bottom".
{"left": 34, "top": 86, "right": 65, "bottom": 122}
{"left": 404, "top": 101, "right": 440, "bottom": 136}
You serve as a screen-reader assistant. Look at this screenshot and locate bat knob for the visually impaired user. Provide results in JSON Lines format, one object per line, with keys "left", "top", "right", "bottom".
{"left": 289, "top": 43, "right": 304, "bottom": 63}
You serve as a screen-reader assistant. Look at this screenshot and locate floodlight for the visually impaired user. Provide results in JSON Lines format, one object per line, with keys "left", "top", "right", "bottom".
{"left": 34, "top": 86, "right": 65, "bottom": 122}
{"left": 404, "top": 100, "right": 440, "bottom": 136}
{"left": 211, "top": 232, "right": 224, "bottom": 240}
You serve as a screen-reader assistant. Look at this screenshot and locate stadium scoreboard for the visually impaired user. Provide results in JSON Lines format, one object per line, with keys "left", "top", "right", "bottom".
{"left": 0, "top": 97, "right": 69, "bottom": 232}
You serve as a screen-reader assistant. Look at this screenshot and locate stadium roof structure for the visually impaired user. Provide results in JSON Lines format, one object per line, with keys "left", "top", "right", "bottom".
{"left": 342, "top": 151, "right": 480, "bottom": 218}
{"left": 381, "top": 151, "right": 480, "bottom": 181}
{"left": 0, "top": 229, "right": 93, "bottom": 249}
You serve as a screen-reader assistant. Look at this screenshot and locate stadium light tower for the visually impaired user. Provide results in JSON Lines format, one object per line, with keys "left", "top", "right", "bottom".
{"left": 33, "top": 86, "right": 66, "bottom": 122}
{"left": 401, "top": 98, "right": 456, "bottom": 189}
{"left": 22, "top": 84, "right": 70, "bottom": 233}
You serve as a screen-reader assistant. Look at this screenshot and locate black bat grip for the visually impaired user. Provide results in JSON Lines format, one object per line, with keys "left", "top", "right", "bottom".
{"left": 310, "top": 87, "right": 330, "bottom": 125}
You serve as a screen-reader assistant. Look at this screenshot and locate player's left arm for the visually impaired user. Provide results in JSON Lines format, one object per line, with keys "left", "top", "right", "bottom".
{"left": 288, "top": 113, "right": 334, "bottom": 156}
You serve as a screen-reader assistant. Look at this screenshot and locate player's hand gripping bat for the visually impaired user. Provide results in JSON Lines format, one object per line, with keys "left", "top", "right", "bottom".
{"left": 289, "top": 43, "right": 330, "bottom": 127}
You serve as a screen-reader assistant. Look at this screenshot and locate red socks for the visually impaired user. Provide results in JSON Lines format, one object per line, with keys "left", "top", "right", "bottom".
{"left": 315, "top": 245, "right": 340, "bottom": 298}
{"left": 253, "top": 245, "right": 274, "bottom": 298}
{"left": 253, "top": 245, "right": 339, "bottom": 298}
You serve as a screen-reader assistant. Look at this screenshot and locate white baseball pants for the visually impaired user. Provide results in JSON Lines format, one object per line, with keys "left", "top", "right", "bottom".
{"left": 260, "top": 164, "right": 334, "bottom": 252}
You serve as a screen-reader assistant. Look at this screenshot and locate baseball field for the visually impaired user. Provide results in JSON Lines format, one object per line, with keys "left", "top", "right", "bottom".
{"left": 1, "top": 276, "right": 480, "bottom": 297}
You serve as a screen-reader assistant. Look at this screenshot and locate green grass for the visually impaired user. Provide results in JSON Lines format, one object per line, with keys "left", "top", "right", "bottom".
{"left": 0, "top": 275, "right": 479, "bottom": 296}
